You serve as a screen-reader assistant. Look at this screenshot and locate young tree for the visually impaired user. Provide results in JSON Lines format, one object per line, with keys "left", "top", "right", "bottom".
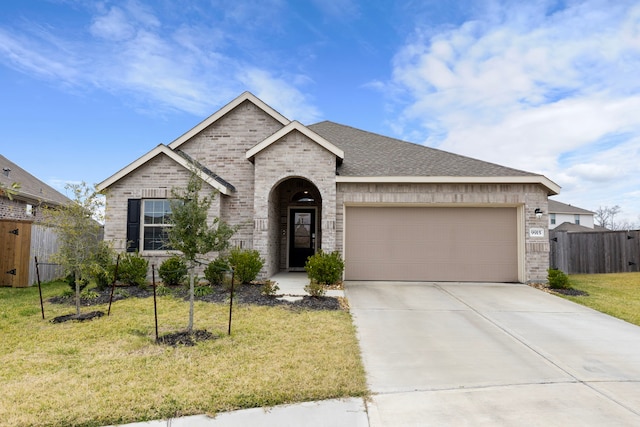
{"left": 167, "top": 171, "right": 235, "bottom": 332}
{"left": 45, "top": 183, "right": 106, "bottom": 315}
{"left": 0, "top": 182, "right": 20, "bottom": 199}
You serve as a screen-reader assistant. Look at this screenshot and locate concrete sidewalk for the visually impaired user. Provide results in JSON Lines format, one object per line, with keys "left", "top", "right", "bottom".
{"left": 270, "top": 271, "right": 345, "bottom": 299}
{"left": 108, "top": 398, "right": 368, "bottom": 427}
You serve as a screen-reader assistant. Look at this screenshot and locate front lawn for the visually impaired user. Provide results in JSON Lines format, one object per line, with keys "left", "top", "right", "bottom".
{"left": 560, "top": 272, "right": 640, "bottom": 326}
{"left": 0, "top": 281, "right": 367, "bottom": 427}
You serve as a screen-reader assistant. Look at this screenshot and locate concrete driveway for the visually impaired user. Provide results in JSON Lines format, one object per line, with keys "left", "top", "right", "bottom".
{"left": 345, "top": 282, "right": 640, "bottom": 426}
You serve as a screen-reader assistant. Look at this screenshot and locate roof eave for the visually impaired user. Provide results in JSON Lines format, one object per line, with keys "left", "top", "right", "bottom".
{"left": 336, "top": 175, "right": 561, "bottom": 195}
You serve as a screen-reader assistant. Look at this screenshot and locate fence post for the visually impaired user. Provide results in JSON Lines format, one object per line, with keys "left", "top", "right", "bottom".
{"left": 35, "top": 256, "right": 45, "bottom": 320}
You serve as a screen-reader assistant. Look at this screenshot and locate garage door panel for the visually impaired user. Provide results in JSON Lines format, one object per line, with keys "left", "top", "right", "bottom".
{"left": 345, "top": 207, "right": 518, "bottom": 282}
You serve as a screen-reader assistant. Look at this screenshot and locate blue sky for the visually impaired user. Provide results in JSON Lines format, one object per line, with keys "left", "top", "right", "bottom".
{"left": 2, "top": 0, "right": 639, "bottom": 225}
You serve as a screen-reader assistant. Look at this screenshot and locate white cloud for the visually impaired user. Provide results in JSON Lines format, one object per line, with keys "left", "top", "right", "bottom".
{"left": 0, "top": 1, "right": 316, "bottom": 118}
{"left": 0, "top": 27, "right": 81, "bottom": 82}
{"left": 387, "top": 0, "right": 640, "bottom": 221}
{"left": 239, "top": 68, "right": 321, "bottom": 123}
{"left": 90, "top": 6, "right": 135, "bottom": 41}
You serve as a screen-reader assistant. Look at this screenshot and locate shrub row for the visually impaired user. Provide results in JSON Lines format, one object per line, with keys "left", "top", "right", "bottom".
{"left": 87, "top": 245, "right": 346, "bottom": 292}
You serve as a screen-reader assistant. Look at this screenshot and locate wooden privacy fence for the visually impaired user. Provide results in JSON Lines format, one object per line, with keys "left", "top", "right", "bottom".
{"left": 550, "top": 229, "right": 640, "bottom": 274}
{"left": 29, "top": 223, "right": 63, "bottom": 284}
{"left": 1, "top": 220, "right": 63, "bottom": 287}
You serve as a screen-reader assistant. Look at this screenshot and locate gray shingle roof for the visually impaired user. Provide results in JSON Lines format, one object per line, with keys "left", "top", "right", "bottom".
{"left": 548, "top": 199, "right": 594, "bottom": 215}
{"left": 308, "top": 121, "right": 538, "bottom": 177}
{"left": 0, "top": 154, "right": 71, "bottom": 206}
{"left": 552, "top": 222, "right": 601, "bottom": 232}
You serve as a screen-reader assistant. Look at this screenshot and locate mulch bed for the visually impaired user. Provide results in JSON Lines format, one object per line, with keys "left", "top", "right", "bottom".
{"left": 48, "top": 283, "right": 342, "bottom": 311}
{"left": 51, "top": 310, "right": 105, "bottom": 323}
{"left": 156, "top": 329, "right": 216, "bottom": 347}
{"left": 528, "top": 282, "right": 589, "bottom": 296}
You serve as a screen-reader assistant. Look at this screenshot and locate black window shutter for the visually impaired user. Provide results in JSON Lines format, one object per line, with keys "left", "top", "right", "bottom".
{"left": 126, "top": 199, "right": 141, "bottom": 252}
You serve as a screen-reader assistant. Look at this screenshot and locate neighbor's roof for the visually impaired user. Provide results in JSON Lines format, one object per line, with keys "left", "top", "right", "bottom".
{"left": 553, "top": 222, "right": 602, "bottom": 232}
{"left": 548, "top": 199, "right": 594, "bottom": 215}
{"left": 308, "top": 121, "right": 560, "bottom": 195}
{"left": 0, "top": 154, "right": 71, "bottom": 206}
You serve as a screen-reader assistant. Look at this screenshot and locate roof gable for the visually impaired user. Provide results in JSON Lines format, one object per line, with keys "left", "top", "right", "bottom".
{"left": 169, "top": 92, "right": 290, "bottom": 150}
{"left": 96, "top": 145, "right": 234, "bottom": 195}
{"left": 245, "top": 121, "right": 344, "bottom": 161}
{"left": 0, "top": 154, "right": 70, "bottom": 206}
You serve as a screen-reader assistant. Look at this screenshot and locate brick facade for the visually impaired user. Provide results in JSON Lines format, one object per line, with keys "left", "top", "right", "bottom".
{"left": 176, "top": 100, "right": 284, "bottom": 249}
{"left": 0, "top": 197, "right": 43, "bottom": 223}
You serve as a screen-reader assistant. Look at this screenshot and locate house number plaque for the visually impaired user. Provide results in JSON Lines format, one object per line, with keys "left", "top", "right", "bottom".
{"left": 529, "top": 228, "right": 544, "bottom": 238}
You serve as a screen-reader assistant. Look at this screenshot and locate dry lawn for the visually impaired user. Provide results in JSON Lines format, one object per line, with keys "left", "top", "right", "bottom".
{"left": 0, "top": 281, "right": 367, "bottom": 427}
{"left": 562, "top": 272, "right": 640, "bottom": 326}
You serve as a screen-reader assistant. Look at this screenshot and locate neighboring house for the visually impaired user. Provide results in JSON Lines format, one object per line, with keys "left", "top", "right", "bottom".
{"left": 548, "top": 199, "right": 595, "bottom": 230}
{"left": 0, "top": 154, "right": 70, "bottom": 287}
{"left": 97, "top": 92, "right": 560, "bottom": 284}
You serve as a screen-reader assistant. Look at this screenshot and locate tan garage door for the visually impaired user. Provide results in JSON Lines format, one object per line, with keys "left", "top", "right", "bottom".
{"left": 345, "top": 206, "right": 518, "bottom": 282}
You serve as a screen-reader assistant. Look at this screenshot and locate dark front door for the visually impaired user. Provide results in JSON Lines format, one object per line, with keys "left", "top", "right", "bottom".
{"left": 289, "top": 209, "right": 316, "bottom": 269}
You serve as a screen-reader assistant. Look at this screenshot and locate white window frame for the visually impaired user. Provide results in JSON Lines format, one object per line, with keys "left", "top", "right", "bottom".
{"left": 141, "top": 199, "right": 173, "bottom": 251}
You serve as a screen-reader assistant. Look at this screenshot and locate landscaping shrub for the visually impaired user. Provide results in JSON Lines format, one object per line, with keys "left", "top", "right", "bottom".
{"left": 228, "top": 248, "right": 264, "bottom": 284}
{"left": 304, "top": 250, "right": 344, "bottom": 286}
{"left": 304, "top": 280, "right": 326, "bottom": 297}
{"left": 117, "top": 252, "right": 149, "bottom": 286}
{"left": 155, "top": 285, "right": 173, "bottom": 296}
{"left": 261, "top": 279, "right": 280, "bottom": 296}
{"left": 548, "top": 268, "right": 570, "bottom": 289}
{"left": 204, "top": 257, "right": 230, "bottom": 285}
{"left": 90, "top": 243, "right": 117, "bottom": 291}
{"left": 158, "top": 256, "right": 187, "bottom": 286}
{"left": 194, "top": 285, "right": 213, "bottom": 297}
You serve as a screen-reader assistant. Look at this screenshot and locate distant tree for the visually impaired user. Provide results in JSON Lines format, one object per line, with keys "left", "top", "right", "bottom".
{"left": 594, "top": 205, "right": 621, "bottom": 230}
{"left": 167, "top": 171, "right": 235, "bottom": 333}
{"left": 44, "top": 183, "right": 107, "bottom": 315}
{"left": 594, "top": 205, "right": 639, "bottom": 230}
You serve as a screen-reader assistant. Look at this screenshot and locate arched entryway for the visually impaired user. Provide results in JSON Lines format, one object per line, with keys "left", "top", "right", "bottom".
{"left": 270, "top": 177, "right": 322, "bottom": 272}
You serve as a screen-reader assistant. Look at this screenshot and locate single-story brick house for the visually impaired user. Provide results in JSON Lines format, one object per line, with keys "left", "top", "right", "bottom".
{"left": 97, "top": 92, "right": 560, "bottom": 283}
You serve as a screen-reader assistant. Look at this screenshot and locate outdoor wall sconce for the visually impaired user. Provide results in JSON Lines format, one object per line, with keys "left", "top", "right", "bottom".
{"left": 534, "top": 208, "right": 543, "bottom": 219}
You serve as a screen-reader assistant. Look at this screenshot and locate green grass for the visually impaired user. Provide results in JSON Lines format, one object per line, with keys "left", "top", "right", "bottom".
{"left": 0, "top": 281, "right": 367, "bottom": 427}
{"left": 561, "top": 272, "right": 640, "bottom": 326}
